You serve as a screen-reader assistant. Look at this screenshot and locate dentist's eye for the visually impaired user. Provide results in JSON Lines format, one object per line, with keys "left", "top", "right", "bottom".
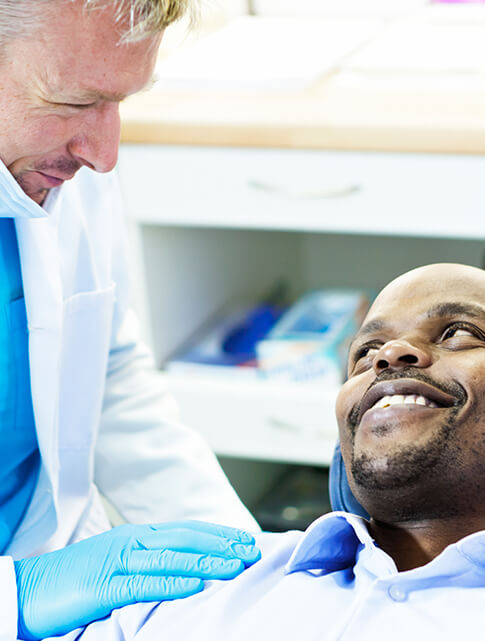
{"left": 48, "top": 100, "right": 97, "bottom": 111}
{"left": 64, "top": 102, "right": 97, "bottom": 110}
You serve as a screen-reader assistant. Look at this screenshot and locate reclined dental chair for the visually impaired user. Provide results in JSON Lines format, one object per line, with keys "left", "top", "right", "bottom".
{"left": 329, "top": 442, "right": 369, "bottom": 519}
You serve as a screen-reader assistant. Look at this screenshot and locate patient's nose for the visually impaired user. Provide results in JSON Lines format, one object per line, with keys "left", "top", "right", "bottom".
{"left": 373, "top": 339, "right": 432, "bottom": 374}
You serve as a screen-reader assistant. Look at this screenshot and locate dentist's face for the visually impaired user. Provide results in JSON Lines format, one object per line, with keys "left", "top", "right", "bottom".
{"left": 0, "top": 1, "right": 161, "bottom": 204}
{"left": 336, "top": 264, "right": 485, "bottom": 521}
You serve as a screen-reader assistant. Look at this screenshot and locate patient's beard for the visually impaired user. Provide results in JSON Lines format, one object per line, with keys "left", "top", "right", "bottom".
{"left": 349, "top": 406, "right": 464, "bottom": 521}
{"left": 351, "top": 409, "right": 459, "bottom": 490}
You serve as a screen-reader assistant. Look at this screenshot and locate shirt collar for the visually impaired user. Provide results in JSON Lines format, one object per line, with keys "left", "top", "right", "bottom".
{"left": 285, "top": 511, "right": 373, "bottom": 575}
{"left": 285, "top": 510, "right": 485, "bottom": 579}
{"left": 0, "top": 158, "right": 51, "bottom": 219}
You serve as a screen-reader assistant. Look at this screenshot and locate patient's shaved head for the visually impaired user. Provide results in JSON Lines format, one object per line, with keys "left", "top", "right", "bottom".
{"left": 336, "top": 263, "right": 485, "bottom": 523}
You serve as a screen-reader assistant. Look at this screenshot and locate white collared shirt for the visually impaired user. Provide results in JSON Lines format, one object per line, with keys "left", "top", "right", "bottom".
{"left": 52, "top": 511, "right": 485, "bottom": 641}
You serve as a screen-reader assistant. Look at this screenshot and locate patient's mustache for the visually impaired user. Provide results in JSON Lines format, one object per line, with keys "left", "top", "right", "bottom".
{"left": 348, "top": 367, "right": 467, "bottom": 433}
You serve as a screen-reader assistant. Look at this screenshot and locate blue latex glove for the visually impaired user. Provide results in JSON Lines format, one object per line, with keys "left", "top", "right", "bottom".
{"left": 15, "top": 520, "right": 261, "bottom": 640}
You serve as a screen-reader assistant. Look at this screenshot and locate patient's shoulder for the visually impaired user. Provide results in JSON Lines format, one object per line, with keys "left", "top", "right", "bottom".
{"left": 252, "top": 529, "right": 304, "bottom": 569}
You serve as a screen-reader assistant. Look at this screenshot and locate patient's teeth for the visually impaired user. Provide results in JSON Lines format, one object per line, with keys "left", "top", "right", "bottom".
{"left": 371, "top": 393, "right": 440, "bottom": 410}
{"left": 374, "top": 395, "right": 387, "bottom": 408}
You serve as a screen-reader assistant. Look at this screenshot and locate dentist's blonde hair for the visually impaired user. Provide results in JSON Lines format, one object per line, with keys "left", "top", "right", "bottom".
{"left": 0, "top": 0, "right": 193, "bottom": 48}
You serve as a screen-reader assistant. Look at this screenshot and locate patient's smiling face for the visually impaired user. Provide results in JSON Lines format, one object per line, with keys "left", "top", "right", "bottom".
{"left": 336, "top": 263, "right": 485, "bottom": 521}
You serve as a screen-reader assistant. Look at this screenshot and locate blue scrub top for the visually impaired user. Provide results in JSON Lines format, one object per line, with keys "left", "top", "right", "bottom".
{"left": 0, "top": 218, "right": 39, "bottom": 553}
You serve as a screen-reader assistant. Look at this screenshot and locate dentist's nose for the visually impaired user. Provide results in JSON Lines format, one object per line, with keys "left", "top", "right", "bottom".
{"left": 68, "top": 102, "right": 121, "bottom": 173}
{"left": 373, "top": 339, "right": 432, "bottom": 374}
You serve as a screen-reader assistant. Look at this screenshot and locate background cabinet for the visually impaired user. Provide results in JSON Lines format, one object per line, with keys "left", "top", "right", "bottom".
{"left": 117, "top": 143, "right": 485, "bottom": 517}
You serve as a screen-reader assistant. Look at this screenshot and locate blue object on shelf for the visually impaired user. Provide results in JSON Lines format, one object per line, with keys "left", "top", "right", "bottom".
{"left": 222, "top": 304, "right": 284, "bottom": 358}
{"left": 166, "top": 302, "right": 286, "bottom": 375}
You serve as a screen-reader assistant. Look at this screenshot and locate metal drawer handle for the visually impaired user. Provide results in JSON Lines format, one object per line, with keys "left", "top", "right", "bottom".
{"left": 248, "top": 179, "right": 361, "bottom": 200}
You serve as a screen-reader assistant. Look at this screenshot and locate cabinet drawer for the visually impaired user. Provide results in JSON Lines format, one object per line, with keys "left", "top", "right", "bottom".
{"left": 119, "top": 145, "right": 485, "bottom": 239}
{"left": 164, "top": 372, "right": 339, "bottom": 466}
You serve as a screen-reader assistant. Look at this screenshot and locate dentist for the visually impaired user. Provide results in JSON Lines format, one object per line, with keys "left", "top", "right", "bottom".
{"left": 0, "top": 1, "right": 260, "bottom": 639}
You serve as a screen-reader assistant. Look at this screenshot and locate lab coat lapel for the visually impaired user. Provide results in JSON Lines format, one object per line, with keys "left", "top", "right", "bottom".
{"left": 16, "top": 212, "right": 63, "bottom": 471}
{"left": 8, "top": 213, "right": 63, "bottom": 556}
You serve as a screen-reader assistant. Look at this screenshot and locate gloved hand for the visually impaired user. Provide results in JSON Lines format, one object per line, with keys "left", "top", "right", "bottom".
{"left": 15, "top": 520, "right": 261, "bottom": 640}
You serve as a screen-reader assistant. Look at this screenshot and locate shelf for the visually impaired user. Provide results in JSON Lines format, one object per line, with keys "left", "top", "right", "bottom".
{"left": 163, "top": 371, "right": 339, "bottom": 466}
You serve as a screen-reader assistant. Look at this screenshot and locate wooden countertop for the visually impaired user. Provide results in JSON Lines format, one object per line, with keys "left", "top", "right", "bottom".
{"left": 120, "top": 14, "right": 485, "bottom": 155}
{"left": 120, "top": 72, "right": 485, "bottom": 154}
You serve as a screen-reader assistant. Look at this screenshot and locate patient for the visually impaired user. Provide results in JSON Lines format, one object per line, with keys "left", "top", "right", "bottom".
{"left": 56, "top": 263, "right": 485, "bottom": 641}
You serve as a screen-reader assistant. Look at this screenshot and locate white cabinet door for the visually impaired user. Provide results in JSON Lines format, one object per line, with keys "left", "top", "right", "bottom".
{"left": 119, "top": 145, "right": 485, "bottom": 239}
{"left": 164, "top": 373, "right": 339, "bottom": 466}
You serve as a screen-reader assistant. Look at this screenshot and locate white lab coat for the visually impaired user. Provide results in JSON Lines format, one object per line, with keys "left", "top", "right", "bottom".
{"left": 0, "top": 163, "right": 259, "bottom": 641}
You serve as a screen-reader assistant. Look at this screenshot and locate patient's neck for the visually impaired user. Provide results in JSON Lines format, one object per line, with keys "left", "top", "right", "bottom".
{"left": 369, "top": 515, "right": 485, "bottom": 572}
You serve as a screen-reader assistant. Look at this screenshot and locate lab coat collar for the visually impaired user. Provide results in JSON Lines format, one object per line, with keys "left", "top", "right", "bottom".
{"left": 0, "top": 158, "right": 52, "bottom": 219}
{"left": 285, "top": 511, "right": 372, "bottom": 574}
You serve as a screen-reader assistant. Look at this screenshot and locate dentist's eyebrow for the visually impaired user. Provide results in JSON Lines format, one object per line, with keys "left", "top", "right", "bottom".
{"left": 61, "top": 74, "right": 158, "bottom": 103}
{"left": 425, "top": 302, "right": 485, "bottom": 320}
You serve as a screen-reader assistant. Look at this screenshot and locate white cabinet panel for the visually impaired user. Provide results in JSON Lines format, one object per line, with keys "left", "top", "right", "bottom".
{"left": 119, "top": 145, "right": 485, "bottom": 239}
{"left": 164, "top": 373, "right": 339, "bottom": 466}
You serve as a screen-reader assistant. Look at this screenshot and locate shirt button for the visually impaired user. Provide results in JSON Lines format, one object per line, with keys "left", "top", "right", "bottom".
{"left": 388, "top": 585, "right": 407, "bottom": 602}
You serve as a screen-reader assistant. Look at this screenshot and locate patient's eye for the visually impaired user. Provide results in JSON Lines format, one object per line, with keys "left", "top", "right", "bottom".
{"left": 440, "top": 322, "right": 485, "bottom": 343}
{"left": 351, "top": 342, "right": 381, "bottom": 374}
{"left": 356, "top": 345, "right": 374, "bottom": 359}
